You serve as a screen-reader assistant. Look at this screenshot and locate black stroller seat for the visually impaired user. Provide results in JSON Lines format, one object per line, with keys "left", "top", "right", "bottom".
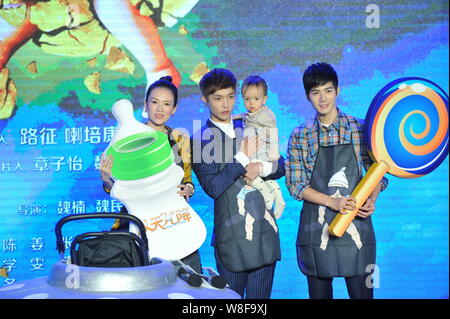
{"left": 55, "top": 213, "right": 150, "bottom": 268}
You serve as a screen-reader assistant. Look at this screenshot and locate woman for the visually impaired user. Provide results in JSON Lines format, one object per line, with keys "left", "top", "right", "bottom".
{"left": 100, "top": 76, "right": 201, "bottom": 272}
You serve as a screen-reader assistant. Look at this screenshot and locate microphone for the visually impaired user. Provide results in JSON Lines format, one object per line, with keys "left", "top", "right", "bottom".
{"left": 199, "top": 274, "right": 227, "bottom": 289}
{"left": 174, "top": 261, "right": 227, "bottom": 289}
{"left": 178, "top": 266, "right": 202, "bottom": 287}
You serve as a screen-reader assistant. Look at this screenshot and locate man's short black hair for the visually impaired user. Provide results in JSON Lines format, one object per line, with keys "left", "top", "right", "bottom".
{"left": 303, "top": 62, "right": 338, "bottom": 98}
{"left": 199, "top": 68, "right": 237, "bottom": 98}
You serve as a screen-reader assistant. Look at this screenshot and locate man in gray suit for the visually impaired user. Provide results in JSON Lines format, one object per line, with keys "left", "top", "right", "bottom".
{"left": 191, "top": 68, "right": 285, "bottom": 299}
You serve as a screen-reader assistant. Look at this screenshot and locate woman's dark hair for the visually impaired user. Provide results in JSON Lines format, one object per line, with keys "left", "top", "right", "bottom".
{"left": 303, "top": 62, "right": 338, "bottom": 98}
{"left": 145, "top": 76, "right": 178, "bottom": 106}
{"left": 199, "top": 68, "right": 237, "bottom": 98}
{"left": 241, "top": 75, "right": 268, "bottom": 96}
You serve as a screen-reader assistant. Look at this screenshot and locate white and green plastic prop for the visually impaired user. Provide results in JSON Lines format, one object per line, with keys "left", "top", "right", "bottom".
{"left": 105, "top": 99, "right": 206, "bottom": 261}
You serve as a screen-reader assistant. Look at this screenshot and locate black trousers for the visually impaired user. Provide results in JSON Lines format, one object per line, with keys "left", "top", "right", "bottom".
{"left": 307, "top": 275, "right": 373, "bottom": 299}
{"left": 215, "top": 250, "right": 276, "bottom": 299}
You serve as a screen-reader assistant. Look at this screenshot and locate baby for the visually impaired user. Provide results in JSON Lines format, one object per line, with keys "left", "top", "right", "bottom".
{"left": 238, "top": 75, "right": 286, "bottom": 220}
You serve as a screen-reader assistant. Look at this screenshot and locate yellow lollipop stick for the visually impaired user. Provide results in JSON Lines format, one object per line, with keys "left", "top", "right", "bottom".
{"left": 328, "top": 160, "right": 390, "bottom": 237}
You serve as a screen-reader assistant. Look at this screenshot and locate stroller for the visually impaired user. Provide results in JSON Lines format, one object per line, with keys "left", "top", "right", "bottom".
{"left": 0, "top": 211, "right": 238, "bottom": 298}
{"left": 55, "top": 213, "right": 150, "bottom": 268}
{"left": 54, "top": 212, "right": 228, "bottom": 290}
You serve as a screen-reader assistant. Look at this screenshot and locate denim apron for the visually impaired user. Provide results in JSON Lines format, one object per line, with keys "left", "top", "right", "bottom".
{"left": 213, "top": 120, "right": 281, "bottom": 272}
{"left": 296, "top": 126, "right": 376, "bottom": 278}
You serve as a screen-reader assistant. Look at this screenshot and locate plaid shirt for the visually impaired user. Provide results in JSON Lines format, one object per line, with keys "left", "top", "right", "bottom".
{"left": 286, "top": 109, "right": 388, "bottom": 201}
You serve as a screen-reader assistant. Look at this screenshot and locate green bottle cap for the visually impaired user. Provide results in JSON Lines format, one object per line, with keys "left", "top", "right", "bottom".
{"left": 106, "top": 131, "right": 173, "bottom": 180}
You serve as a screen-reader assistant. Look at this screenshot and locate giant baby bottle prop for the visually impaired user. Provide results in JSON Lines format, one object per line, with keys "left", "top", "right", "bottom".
{"left": 105, "top": 99, "right": 207, "bottom": 260}
{"left": 329, "top": 77, "right": 449, "bottom": 237}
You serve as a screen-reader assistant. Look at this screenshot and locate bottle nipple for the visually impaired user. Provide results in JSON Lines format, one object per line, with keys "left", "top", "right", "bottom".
{"left": 109, "top": 99, "right": 154, "bottom": 147}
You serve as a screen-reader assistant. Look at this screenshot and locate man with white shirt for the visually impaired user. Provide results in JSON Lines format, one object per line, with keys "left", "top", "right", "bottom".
{"left": 191, "top": 68, "right": 285, "bottom": 299}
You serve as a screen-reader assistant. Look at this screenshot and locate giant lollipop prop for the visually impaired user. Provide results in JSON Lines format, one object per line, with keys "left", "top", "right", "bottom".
{"left": 329, "top": 77, "right": 449, "bottom": 237}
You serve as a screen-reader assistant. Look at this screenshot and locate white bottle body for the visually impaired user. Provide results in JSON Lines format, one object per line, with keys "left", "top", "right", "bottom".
{"left": 111, "top": 163, "right": 207, "bottom": 261}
